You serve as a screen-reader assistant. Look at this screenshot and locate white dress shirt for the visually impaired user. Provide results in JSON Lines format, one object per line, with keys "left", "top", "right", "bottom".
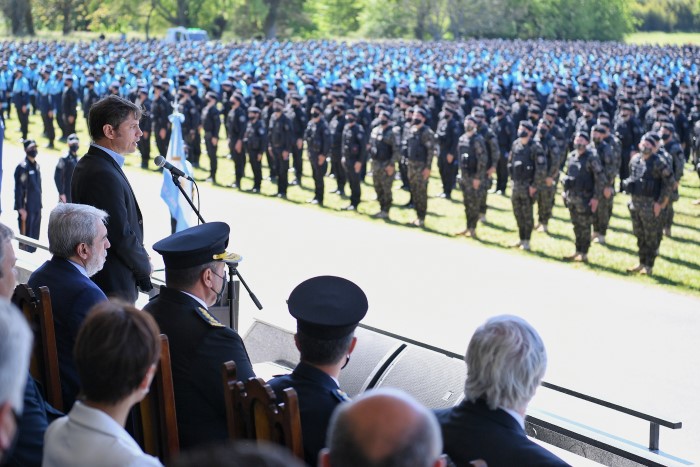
{"left": 43, "top": 401, "right": 162, "bottom": 467}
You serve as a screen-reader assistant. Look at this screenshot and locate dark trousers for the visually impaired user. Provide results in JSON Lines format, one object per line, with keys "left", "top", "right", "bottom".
{"left": 265, "top": 148, "right": 277, "bottom": 178}
{"left": 496, "top": 152, "right": 509, "bottom": 192}
{"left": 310, "top": 154, "right": 328, "bottom": 202}
{"left": 205, "top": 134, "right": 218, "bottom": 181}
{"left": 17, "top": 105, "right": 29, "bottom": 140}
{"left": 138, "top": 134, "right": 151, "bottom": 167}
{"left": 331, "top": 150, "right": 346, "bottom": 192}
{"left": 18, "top": 210, "right": 41, "bottom": 253}
{"left": 62, "top": 113, "right": 76, "bottom": 139}
{"left": 438, "top": 154, "right": 458, "bottom": 196}
{"left": 399, "top": 156, "right": 410, "bottom": 188}
{"left": 291, "top": 143, "right": 303, "bottom": 181}
{"left": 274, "top": 148, "right": 289, "bottom": 195}
{"left": 231, "top": 145, "right": 246, "bottom": 186}
{"left": 155, "top": 127, "right": 170, "bottom": 158}
{"left": 344, "top": 160, "right": 361, "bottom": 207}
{"left": 248, "top": 150, "right": 263, "bottom": 189}
{"left": 190, "top": 130, "right": 201, "bottom": 166}
{"left": 41, "top": 111, "right": 55, "bottom": 144}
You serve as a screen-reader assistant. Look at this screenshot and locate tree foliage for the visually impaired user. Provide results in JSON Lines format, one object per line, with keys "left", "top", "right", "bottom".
{"left": 3, "top": 0, "right": 689, "bottom": 40}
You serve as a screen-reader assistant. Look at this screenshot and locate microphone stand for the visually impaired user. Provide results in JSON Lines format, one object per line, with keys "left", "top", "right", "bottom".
{"left": 167, "top": 172, "right": 263, "bottom": 331}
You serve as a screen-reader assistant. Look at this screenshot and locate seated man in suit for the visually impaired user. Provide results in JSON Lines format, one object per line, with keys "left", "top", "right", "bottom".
{"left": 144, "top": 222, "right": 255, "bottom": 449}
{"left": 0, "top": 299, "right": 33, "bottom": 464}
{"left": 268, "top": 275, "right": 368, "bottom": 465}
{"left": 321, "top": 388, "right": 446, "bottom": 467}
{"left": 435, "top": 315, "right": 568, "bottom": 466}
{"left": 0, "top": 222, "right": 63, "bottom": 467}
{"left": 43, "top": 301, "right": 162, "bottom": 467}
{"left": 28, "top": 203, "right": 110, "bottom": 410}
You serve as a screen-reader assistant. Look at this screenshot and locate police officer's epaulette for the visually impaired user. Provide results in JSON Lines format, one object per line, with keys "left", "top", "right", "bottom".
{"left": 333, "top": 388, "right": 351, "bottom": 402}
{"left": 147, "top": 293, "right": 160, "bottom": 302}
{"left": 196, "top": 306, "right": 224, "bottom": 328}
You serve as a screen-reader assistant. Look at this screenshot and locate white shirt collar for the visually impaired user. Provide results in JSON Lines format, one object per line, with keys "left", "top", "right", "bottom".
{"left": 67, "top": 258, "right": 89, "bottom": 278}
{"left": 181, "top": 290, "right": 209, "bottom": 309}
{"left": 501, "top": 406, "right": 526, "bottom": 430}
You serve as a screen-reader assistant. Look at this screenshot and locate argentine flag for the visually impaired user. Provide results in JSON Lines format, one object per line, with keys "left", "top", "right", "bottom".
{"left": 160, "top": 110, "right": 196, "bottom": 232}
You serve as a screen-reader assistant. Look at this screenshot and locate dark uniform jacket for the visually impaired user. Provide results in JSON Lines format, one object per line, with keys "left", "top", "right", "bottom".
{"left": 71, "top": 145, "right": 152, "bottom": 302}
{"left": 305, "top": 118, "right": 331, "bottom": 157}
{"left": 268, "top": 362, "right": 349, "bottom": 466}
{"left": 226, "top": 106, "right": 246, "bottom": 143}
{"left": 458, "top": 132, "right": 488, "bottom": 180}
{"left": 14, "top": 157, "right": 42, "bottom": 212}
{"left": 61, "top": 85, "right": 78, "bottom": 117}
{"left": 82, "top": 86, "right": 99, "bottom": 119}
{"left": 202, "top": 103, "right": 221, "bottom": 137}
{"left": 268, "top": 112, "right": 294, "bottom": 151}
{"left": 54, "top": 152, "right": 77, "bottom": 201}
{"left": 436, "top": 398, "right": 569, "bottom": 467}
{"left": 244, "top": 118, "right": 267, "bottom": 155}
{"left": 28, "top": 257, "right": 107, "bottom": 410}
{"left": 341, "top": 123, "right": 366, "bottom": 163}
{"left": 144, "top": 287, "right": 254, "bottom": 449}
{"left": 152, "top": 94, "right": 171, "bottom": 131}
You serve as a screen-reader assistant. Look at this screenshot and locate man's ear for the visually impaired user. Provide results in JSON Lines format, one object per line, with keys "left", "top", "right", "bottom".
{"left": 76, "top": 242, "right": 89, "bottom": 261}
{"left": 138, "top": 364, "right": 157, "bottom": 392}
{"left": 347, "top": 336, "right": 358, "bottom": 355}
{"left": 102, "top": 123, "right": 115, "bottom": 140}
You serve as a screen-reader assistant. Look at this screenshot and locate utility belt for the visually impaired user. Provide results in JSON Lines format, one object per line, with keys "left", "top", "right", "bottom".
{"left": 624, "top": 179, "right": 659, "bottom": 198}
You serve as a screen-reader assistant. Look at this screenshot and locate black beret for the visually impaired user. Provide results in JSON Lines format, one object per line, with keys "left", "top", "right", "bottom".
{"left": 153, "top": 222, "right": 240, "bottom": 269}
{"left": 287, "top": 276, "right": 368, "bottom": 340}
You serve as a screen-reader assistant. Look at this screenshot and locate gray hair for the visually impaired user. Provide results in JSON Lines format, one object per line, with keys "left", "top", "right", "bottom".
{"left": 464, "top": 315, "right": 547, "bottom": 411}
{"left": 0, "top": 223, "right": 15, "bottom": 278}
{"left": 0, "top": 298, "right": 33, "bottom": 413}
{"left": 48, "top": 204, "right": 109, "bottom": 258}
{"left": 327, "top": 388, "right": 443, "bottom": 467}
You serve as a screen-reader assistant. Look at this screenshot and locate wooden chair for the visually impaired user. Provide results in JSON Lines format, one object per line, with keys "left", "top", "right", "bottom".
{"left": 11, "top": 283, "right": 63, "bottom": 412}
{"left": 134, "top": 334, "right": 179, "bottom": 463}
{"left": 222, "top": 361, "right": 304, "bottom": 459}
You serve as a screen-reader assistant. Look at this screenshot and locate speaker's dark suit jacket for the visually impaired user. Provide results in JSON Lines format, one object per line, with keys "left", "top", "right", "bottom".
{"left": 28, "top": 256, "right": 108, "bottom": 409}
{"left": 71, "top": 144, "right": 152, "bottom": 303}
{"left": 143, "top": 287, "right": 255, "bottom": 449}
{"left": 268, "top": 362, "right": 349, "bottom": 466}
{"left": 435, "top": 398, "right": 570, "bottom": 467}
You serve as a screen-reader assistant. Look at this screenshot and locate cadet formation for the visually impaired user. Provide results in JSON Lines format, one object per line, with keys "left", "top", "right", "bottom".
{"left": 2, "top": 38, "right": 700, "bottom": 275}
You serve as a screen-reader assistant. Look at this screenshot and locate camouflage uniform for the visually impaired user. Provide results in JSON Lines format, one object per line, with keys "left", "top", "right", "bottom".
{"left": 534, "top": 130, "right": 562, "bottom": 227}
{"left": 508, "top": 138, "right": 546, "bottom": 242}
{"left": 660, "top": 136, "right": 684, "bottom": 230}
{"left": 478, "top": 122, "right": 500, "bottom": 216}
{"left": 592, "top": 138, "right": 619, "bottom": 237}
{"left": 562, "top": 148, "right": 606, "bottom": 255}
{"left": 623, "top": 151, "right": 673, "bottom": 268}
{"left": 369, "top": 124, "right": 400, "bottom": 214}
{"left": 458, "top": 131, "right": 488, "bottom": 230}
{"left": 406, "top": 124, "right": 437, "bottom": 222}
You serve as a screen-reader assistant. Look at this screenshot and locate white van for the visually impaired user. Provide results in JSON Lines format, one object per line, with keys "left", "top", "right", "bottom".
{"left": 165, "top": 27, "right": 209, "bottom": 43}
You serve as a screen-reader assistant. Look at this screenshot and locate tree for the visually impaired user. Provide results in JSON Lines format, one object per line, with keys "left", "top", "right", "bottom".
{"left": 0, "top": 0, "right": 35, "bottom": 35}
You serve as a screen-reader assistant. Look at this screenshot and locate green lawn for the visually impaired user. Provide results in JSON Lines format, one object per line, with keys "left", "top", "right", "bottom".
{"left": 625, "top": 31, "right": 700, "bottom": 45}
{"left": 7, "top": 111, "right": 700, "bottom": 296}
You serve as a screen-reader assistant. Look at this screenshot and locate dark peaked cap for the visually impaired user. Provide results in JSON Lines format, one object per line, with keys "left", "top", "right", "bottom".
{"left": 287, "top": 276, "right": 368, "bottom": 340}
{"left": 153, "top": 222, "right": 241, "bottom": 269}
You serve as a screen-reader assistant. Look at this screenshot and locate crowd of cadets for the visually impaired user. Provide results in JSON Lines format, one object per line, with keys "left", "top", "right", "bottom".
{"left": 1, "top": 40, "right": 699, "bottom": 253}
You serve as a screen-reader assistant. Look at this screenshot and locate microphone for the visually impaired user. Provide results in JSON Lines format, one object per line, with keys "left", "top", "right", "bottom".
{"left": 154, "top": 155, "right": 194, "bottom": 181}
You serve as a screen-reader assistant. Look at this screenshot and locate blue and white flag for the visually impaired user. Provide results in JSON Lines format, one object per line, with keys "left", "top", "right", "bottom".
{"left": 160, "top": 109, "right": 195, "bottom": 232}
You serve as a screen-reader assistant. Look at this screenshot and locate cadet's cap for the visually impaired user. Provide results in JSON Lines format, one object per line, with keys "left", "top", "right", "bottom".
{"left": 556, "top": 92, "right": 568, "bottom": 99}
{"left": 520, "top": 121, "right": 535, "bottom": 132}
{"left": 642, "top": 132, "right": 660, "bottom": 144}
{"left": 67, "top": 134, "right": 79, "bottom": 143}
{"left": 248, "top": 106, "right": 261, "bottom": 114}
{"left": 378, "top": 110, "right": 391, "bottom": 119}
{"left": 465, "top": 115, "right": 479, "bottom": 124}
{"left": 544, "top": 108, "right": 557, "bottom": 118}
{"left": 159, "top": 78, "right": 170, "bottom": 86}
{"left": 251, "top": 83, "right": 261, "bottom": 90}
{"left": 205, "top": 91, "right": 218, "bottom": 101}
{"left": 591, "top": 124, "right": 606, "bottom": 133}
{"left": 306, "top": 84, "right": 316, "bottom": 92}
{"left": 661, "top": 122, "right": 675, "bottom": 132}
{"left": 413, "top": 107, "right": 428, "bottom": 118}
{"left": 621, "top": 103, "right": 634, "bottom": 112}
{"left": 23, "top": 139, "right": 37, "bottom": 150}
{"left": 528, "top": 105, "right": 541, "bottom": 114}
{"left": 154, "top": 82, "right": 164, "bottom": 90}
{"left": 200, "top": 74, "right": 212, "bottom": 82}
{"left": 334, "top": 102, "right": 347, "bottom": 111}
{"left": 311, "top": 103, "right": 322, "bottom": 112}
{"left": 139, "top": 87, "right": 149, "bottom": 95}
{"left": 353, "top": 95, "right": 366, "bottom": 103}
{"left": 575, "top": 131, "right": 590, "bottom": 141}
{"left": 289, "top": 93, "right": 301, "bottom": 101}
{"left": 65, "top": 76, "right": 74, "bottom": 82}
{"left": 346, "top": 109, "right": 359, "bottom": 119}
{"left": 153, "top": 222, "right": 241, "bottom": 270}
{"left": 287, "top": 276, "right": 368, "bottom": 340}
{"left": 177, "top": 73, "right": 187, "bottom": 81}
{"left": 221, "top": 80, "right": 234, "bottom": 87}
{"left": 86, "top": 76, "right": 95, "bottom": 83}
{"left": 273, "top": 98, "right": 284, "bottom": 106}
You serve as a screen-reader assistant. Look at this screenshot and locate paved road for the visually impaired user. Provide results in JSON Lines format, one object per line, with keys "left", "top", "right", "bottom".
{"left": 2, "top": 141, "right": 698, "bottom": 463}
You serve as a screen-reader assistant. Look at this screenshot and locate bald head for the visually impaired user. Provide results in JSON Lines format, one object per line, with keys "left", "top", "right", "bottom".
{"left": 321, "top": 388, "right": 445, "bottom": 467}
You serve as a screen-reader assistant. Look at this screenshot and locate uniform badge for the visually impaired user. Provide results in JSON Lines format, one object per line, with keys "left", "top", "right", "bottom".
{"left": 195, "top": 307, "right": 224, "bottom": 328}
{"left": 334, "top": 388, "right": 351, "bottom": 402}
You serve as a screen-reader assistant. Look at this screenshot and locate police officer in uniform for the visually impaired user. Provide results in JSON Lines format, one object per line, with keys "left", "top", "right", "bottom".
{"left": 341, "top": 110, "right": 366, "bottom": 211}
{"left": 457, "top": 115, "right": 488, "bottom": 238}
{"left": 82, "top": 76, "right": 100, "bottom": 123}
{"left": 135, "top": 88, "right": 152, "bottom": 169}
{"left": 659, "top": 122, "right": 684, "bottom": 237}
{"left": 369, "top": 110, "right": 400, "bottom": 218}
{"left": 561, "top": 132, "right": 606, "bottom": 262}
{"left": 54, "top": 133, "right": 79, "bottom": 203}
{"left": 304, "top": 104, "right": 331, "bottom": 205}
{"left": 152, "top": 82, "right": 171, "bottom": 160}
{"left": 406, "top": 107, "right": 437, "bottom": 227}
{"left": 144, "top": 222, "right": 255, "bottom": 449}
{"left": 591, "top": 124, "right": 619, "bottom": 244}
{"left": 288, "top": 93, "right": 307, "bottom": 186}
{"left": 179, "top": 88, "right": 201, "bottom": 169}
{"left": 475, "top": 108, "right": 500, "bottom": 221}
{"left": 201, "top": 91, "right": 221, "bottom": 185}
{"left": 508, "top": 121, "right": 545, "bottom": 251}
{"left": 329, "top": 102, "right": 347, "bottom": 196}
{"left": 491, "top": 103, "right": 515, "bottom": 195}
{"left": 61, "top": 76, "right": 78, "bottom": 140}
{"left": 436, "top": 105, "right": 461, "bottom": 199}
{"left": 227, "top": 93, "right": 247, "bottom": 188}
{"left": 622, "top": 133, "right": 673, "bottom": 275}
{"left": 243, "top": 106, "right": 266, "bottom": 193}
{"left": 268, "top": 98, "right": 295, "bottom": 198}
{"left": 533, "top": 119, "right": 562, "bottom": 233}
{"left": 268, "top": 275, "right": 368, "bottom": 466}
{"left": 14, "top": 139, "right": 42, "bottom": 252}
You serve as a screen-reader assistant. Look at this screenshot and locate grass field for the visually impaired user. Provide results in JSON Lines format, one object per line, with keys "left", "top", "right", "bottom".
{"left": 625, "top": 31, "right": 700, "bottom": 45}
{"left": 5, "top": 108, "right": 700, "bottom": 296}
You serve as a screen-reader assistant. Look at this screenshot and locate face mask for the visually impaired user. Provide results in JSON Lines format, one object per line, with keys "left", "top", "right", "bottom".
{"left": 592, "top": 137, "right": 602, "bottom": 144}
{"left": 641, "top": 146, "right": 653, "bottom": 155}
{"left": 380, "top": 119, "right": 389, "bottom": 126}
{"left": 412, "top": 118, "right": 423, "bottom": 125}
{"left": 69, "top": 143, "right": 79, "bottom": 152}
{"left": 346, "top": 118, "right": 356, "bottom": 124}
{"left": 248, "top": 115, "right": 257, "bottom": 121}
{"left": 575, "top": 143, "right": 587, "bottom": 150}
{"left": 662, "top": 133, "right": 671, "bottom": 141}
{"left": 518, "top": 131, "right": 529, "bottom": 138}
{"left": 538, "top": 129, "right": 547, "bottom": 137}
{"left": 26, "top": 149, "right": 38, "bottom": 158}
{"left": 273, "top": 106, "right": 282, "bottom": 113}
{"left": 465, "top": 124, "right": 476, "bottom": 133}
{"left": 355, "top": 104, "right": 362, "bottom": 109}
{"left": 311, "top": 112, "right": 320, "bottom": 118}
{"left": 496, "top": 110, "right": 505, "bottom": 117}
{"left": 209, "top": 268, "right": 227, "bottom": 306}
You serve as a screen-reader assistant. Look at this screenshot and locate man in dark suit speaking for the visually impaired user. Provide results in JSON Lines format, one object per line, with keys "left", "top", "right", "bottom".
{"left": 71, "top": 95, "right": 153, "bottom": 303}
